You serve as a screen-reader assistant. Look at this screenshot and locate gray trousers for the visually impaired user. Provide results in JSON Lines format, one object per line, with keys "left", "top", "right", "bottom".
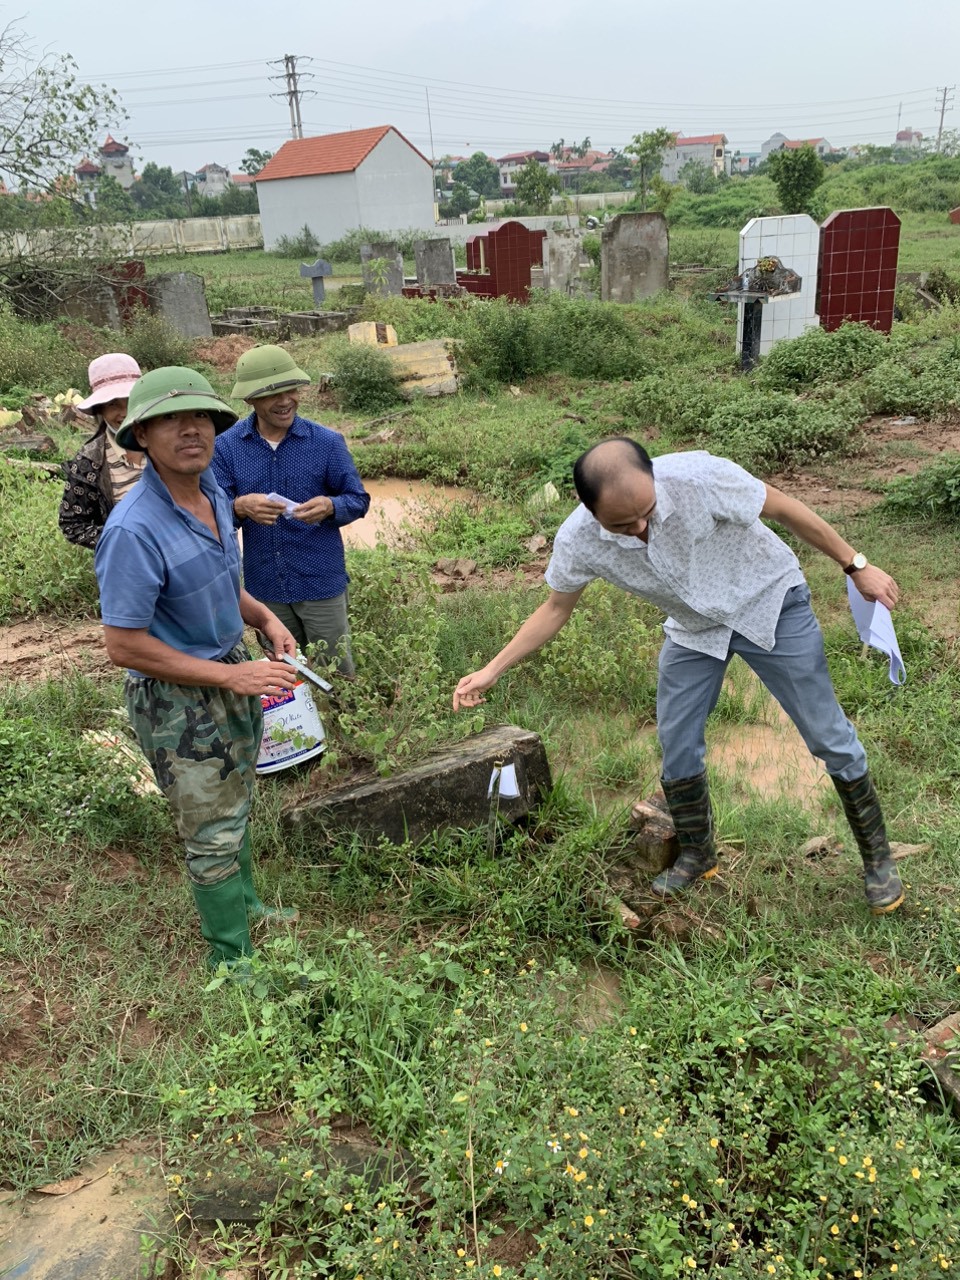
{"left": 657, "top": 583, "right": 868, "bottom": 783}
{"left": 262, "top": 591, "right": 354, "bottom": 676}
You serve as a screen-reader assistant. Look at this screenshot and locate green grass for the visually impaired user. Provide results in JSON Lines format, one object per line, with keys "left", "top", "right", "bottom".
{"left": 4, "top": 276, "right": 960, "bottom": 1278}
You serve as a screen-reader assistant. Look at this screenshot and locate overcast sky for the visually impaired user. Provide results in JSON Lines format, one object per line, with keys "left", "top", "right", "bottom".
{"left": 25, "top": 0, "right": 960, "bottom": 173}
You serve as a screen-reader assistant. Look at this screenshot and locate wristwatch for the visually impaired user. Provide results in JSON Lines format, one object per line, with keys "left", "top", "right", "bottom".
{"left": 843, "top": 552, "right": 868, "bottom": 575}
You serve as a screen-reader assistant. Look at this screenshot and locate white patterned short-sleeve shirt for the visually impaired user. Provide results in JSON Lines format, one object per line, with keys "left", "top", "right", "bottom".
{"left": 545, "top": 451, "right": 806, "bottom": 658}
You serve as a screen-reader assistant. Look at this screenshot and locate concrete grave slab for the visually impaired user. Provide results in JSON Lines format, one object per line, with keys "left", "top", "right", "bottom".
{"left": 284, "top": 725, "right": 551, "bottom": 846}
{"left": 148, "top": 271, "right": 213, "bottom": 338}
{"left": 414, "top": 238, "right": 457, "bottom": 286}
{"left": 361, "top": 242, "right": 405, "bottom": 295}
{"left": 299, "top": 258, "right": 333, "bottom": 305}
{"left": 600, "top": 213, "right": 669, "bottom": 302}
{"left": 544, "top": 228, "right": 585, "bottom": 295}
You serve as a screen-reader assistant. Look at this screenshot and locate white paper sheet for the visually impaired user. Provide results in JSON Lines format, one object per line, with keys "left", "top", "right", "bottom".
{"left": 846, "top": 581, "right": 906, "bottom": 685}
{"left": 266, "top": 491, "right": 298, "bottom": 517}
{"left": 487, "top": 762, "right": 521, "bottom": 799}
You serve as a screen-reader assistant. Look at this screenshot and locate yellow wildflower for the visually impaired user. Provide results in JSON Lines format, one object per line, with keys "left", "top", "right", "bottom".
{"left": 584, "top": 1215, "right": 594, "bottom": 1227}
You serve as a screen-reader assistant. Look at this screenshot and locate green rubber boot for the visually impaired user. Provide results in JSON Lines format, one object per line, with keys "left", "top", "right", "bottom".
{"left": 191, "top": 871, "right": 254, "bottom": 971}
{"left": 651, "top": 772, "right": 719, "bottom": 898}
{"left": 830, "top": 772, "right": 905, "bottom": 914}
{"left": 238, "top": 830, "right": 299, "bottom": 924}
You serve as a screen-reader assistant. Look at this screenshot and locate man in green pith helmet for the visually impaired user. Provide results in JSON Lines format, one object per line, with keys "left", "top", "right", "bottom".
{"left": 212, "top": 345, "right": 370, "bottom": 677}
{"left": 94, "top": 366, "right": 301, "bottom": 975}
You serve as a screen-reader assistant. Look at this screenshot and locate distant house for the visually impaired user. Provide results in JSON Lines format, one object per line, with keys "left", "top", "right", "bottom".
{"left": 232, "top": 173, "right": 257, "bottom": 186}
{"left": 761, "top": 133, "right": 834, "bottom": 160}
{"left": 195, "top": 163, "right": 231, "bottom": 197}
{"left": 895, "top": 127, "right": 923, "bottom": 150}
{"left": 98, "top": 135, "right": 135, "bottom": 189}
{"left": 552, "top": 148, "right": 613, "bottom": 190}
{"left": 496, "top": 150, "right": 550, "bottom": 196}
{"left": 660, "top": 134, "right": 731, "bottom": 183}
{"left": 73, "top": 136, "right": 135, "bottom": 205}
{"left": 254, "top": 125, "right": 434, "bottom": 250}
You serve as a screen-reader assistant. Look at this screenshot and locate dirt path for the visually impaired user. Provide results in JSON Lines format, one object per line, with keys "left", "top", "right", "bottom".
{"left": 0, "top": 618, "right": 111, "bottom": 684}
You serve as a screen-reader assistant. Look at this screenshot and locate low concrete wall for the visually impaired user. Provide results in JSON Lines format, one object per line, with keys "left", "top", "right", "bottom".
{"left": 0, "top": 214, "right": 263, "bottom": 259}
{"left": 484, "top": 191, "right": 634, "bottom": 216}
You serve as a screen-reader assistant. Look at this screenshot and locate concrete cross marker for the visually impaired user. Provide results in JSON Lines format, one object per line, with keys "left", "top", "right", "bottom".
{"left": 299, "top": 258, "right": 333, "bottom": 305}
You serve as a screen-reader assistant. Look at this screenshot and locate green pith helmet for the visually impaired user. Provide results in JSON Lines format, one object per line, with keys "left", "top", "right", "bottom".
{"left": 231, "top": 345, "right": 311, "bottom": 401}
{"left": 116, "top": 366, "right": 238, "bottom": 450}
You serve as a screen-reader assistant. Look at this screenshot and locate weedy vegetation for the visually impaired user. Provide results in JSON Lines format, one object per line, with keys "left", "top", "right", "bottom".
{"left": 2, "top": 229, "right": 960, "bottom": 1279}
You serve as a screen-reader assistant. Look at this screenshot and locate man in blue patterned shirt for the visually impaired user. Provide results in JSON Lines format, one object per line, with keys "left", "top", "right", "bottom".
{"left": 213, "top": 346, "right": 370, "bottom": 676}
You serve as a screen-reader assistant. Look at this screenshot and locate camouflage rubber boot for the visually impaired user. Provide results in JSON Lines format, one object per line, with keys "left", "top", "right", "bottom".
{"left": 830, "top": 772, "right": 905, "bottom": 914}
{"left": 191, "top": 871, "right": 255, "bottom": 970}
{"left": 237, "top": 829, "right": 299, "bottom": 924}
{"left": 651, "top": 772, "right": 719, "bottom": 898}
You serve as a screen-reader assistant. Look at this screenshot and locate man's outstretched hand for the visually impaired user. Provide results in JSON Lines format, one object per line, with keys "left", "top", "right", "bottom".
{"left": 453, "top": 669, "right": 498, "bottom": 711}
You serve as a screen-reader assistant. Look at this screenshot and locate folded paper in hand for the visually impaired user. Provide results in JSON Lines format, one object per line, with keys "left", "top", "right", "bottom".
{"left": 267, "top": 491, "right": 298, "bottom": 517}
{"left": 846, "top": 581, "right": 906, "bottom": 685}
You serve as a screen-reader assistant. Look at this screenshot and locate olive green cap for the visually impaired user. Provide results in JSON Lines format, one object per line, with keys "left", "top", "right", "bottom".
{"left": 115, "top": 366, "right": 238, "bottom": 450}
{"left": 231, "top": 345, "right": 311, "bottom": 401}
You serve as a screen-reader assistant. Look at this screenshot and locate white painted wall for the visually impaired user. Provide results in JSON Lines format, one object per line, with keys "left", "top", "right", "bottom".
{"left": 257, "top": 171, "right": 361, "bottom": 250}
{"left": 356, "top": 131, "right": 434, "bottom": 231}
{"left": 256, "top": 132, "right": 434, "bottom": 250}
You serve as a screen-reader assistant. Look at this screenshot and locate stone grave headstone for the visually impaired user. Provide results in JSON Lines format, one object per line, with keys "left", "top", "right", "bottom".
{"left": 818, "top": 208, "right": 900, "bottom": 335}
{"left": 361, "top": 242, "right": 404, "bottom": 296}
{"left": 544, "top": 228, "right": 584, "bottom": 295}
{"left": 600, "top": 213, "right": 669, "bottom": 303}
{"left": 299, "top": 258, "right": 333, "bottom": 305}
{"left": 148, "top": 271, "right": 213, "bottom": 338}
{"left": 735, "top": 214, "right": 820, "bottom": 360}
{"left": 414, "top": 238, "right": 457, "bottom": 287}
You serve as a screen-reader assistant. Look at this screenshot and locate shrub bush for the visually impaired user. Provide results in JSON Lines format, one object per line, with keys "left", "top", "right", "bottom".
{"left": 0, "top": 304, "right": 88, "bottom": 395}
{"left": 122, "top": 306, "right": 193, "bottom": 371}
{"left": 327, "top": 338, "right": 403, "bottom": 414}
{"left": 271, "top": 224, "right": 320, "bottom": 258}
{"left": 755, "top": 322, "right": 887, "bottom": 390}
{"left": 880, "top": 456, "right": 960, "bottom": 520}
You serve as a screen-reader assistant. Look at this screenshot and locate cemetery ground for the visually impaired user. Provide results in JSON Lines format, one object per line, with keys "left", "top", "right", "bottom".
{"left": 2, "top": 276, "right": 960, "bottom": 1278}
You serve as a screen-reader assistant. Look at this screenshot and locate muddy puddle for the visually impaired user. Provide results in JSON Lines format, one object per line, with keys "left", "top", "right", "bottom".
{"left": 711, "top": 702, "right": 829, "bottom": 809}
{"left": 343, "top": 477, "right": 466, "bottom": 549}
{"left": 0, "top": 1147, "right": 167, "bottom": 1279}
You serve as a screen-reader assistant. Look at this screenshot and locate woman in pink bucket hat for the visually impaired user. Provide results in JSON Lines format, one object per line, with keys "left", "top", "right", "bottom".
{"left": 58, "top": 352, "right": 145, "bottom": 548}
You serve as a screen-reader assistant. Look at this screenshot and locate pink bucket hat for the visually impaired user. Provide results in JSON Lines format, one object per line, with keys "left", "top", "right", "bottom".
{"left": 77, "top": 353, "right": 143, "bottom": 414}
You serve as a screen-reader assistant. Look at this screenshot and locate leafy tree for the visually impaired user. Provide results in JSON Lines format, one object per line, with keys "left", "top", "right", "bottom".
{"left": 513, "top": 157, "right": 561, "bottom": 213}
{"left": 93, "top": 174, "right": 135, "bottom": 221}
{"left": 550, "top": 138, "right": 566, "bottom": 160}
{"left": 239, "top": 148, "right": 273, "bottom": 176}
{"left": 624, "top": 127, "right": 674, "bottom": 210}
{"left": 0, "top": 19, "right": 124, "bottom": 194}
{"left": 766, "top": 144, "right": 825, "bottom": 213}
{"left": 605, "top": 148, "right": 635, "bottom": 187}
{"left": 452, "top": 152, "right": 500, "bottom": 199}
{"left": 439, "top": 182, "right": 479, "bottom": 217}
{"left": 678, "top": 158, "right": 721, "bottom": 195}
{"left": 131, "top": 163, "right": 188, "bottom": 218}
{"left": 572, "top": 136, "right": 592, "bottom": 159}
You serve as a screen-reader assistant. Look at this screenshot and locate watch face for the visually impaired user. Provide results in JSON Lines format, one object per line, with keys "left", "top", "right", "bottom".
{"left": 851, "top": 553, "right": 867, "bottom": 571}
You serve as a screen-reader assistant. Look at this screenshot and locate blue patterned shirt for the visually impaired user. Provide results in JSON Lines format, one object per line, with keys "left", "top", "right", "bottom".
{"left": 212, "top": 413, "right": 370, "bottom": 605}
{"left": 94, "top": 460, "right": 244, "bottom": 676}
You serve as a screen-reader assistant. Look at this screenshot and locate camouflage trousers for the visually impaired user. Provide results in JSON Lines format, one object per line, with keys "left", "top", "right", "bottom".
{"left": 125, "top": 645, "right": 263, "bottom": 886}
